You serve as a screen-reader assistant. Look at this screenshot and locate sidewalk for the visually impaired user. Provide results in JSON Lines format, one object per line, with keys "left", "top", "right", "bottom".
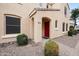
{"left": 53, "top": 34, "right": 79, "bottom": 56}
{"left": 54, "top": 34, "right": 79, "bottom": 48}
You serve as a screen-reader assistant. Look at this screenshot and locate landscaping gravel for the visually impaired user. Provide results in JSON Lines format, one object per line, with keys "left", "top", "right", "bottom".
{"left": 0, "top": 34, "right": 79, "bottom": 56}
{"left": 0, "top": 42, "right": 43, "bottom": 56}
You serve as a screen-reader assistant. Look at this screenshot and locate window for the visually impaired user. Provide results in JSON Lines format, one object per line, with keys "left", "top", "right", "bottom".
{"left": 55, "top": 20, "right": 57, "bottom": 28}
{"left": 62, "top": 22, "right": 65, "bottom": 32}
{"left": 6, "top": 16, "right": 21, "bottom": 34}
{"left": 18, "top": 3, "right": 23, "bottom": 5}
{"left": 64, "top": 7, "right": 67, "bottom": 16}
{"left": 66, "top": 23, "right": 68, "bottom": 31}
{"left": 39, "top": 3, "right": 42, "bottom": 7}
{"left": 46, "top": 4, "right": 48, "bottom": 8}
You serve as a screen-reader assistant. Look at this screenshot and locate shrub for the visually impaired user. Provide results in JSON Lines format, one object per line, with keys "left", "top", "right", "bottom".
{"left": 17, "top": 34, "right": 28, "bottom": 46}
{"left": 69, "top": 26, "right": 74, "bottom": 31}
{"left": 77, "top": 30, "right": 79, "bottom": 33}
{"left": 44, "top": 40, "right": 59, "bottom": 56}
{"left": 68, "top": 31, "right": 73, "bottom": 36}
{"left": 73, "top": 30, "right": 77, "bottom": 35}
{"left": 68, "top": 26, "right": 75, "bottom": 36}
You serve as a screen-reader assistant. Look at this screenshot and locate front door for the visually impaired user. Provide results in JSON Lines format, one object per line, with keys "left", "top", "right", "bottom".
{"left": 44, "top": 21, "right": 49, "bottom": 38}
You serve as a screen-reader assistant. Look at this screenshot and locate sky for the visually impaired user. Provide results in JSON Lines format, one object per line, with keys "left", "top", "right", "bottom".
{"left": 69, "top": 3, "right": 79, "bottom": 11}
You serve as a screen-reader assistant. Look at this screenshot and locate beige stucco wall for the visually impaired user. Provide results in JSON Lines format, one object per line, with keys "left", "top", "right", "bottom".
{"left": 51, "top": 3, "right": 70, "bottom": 38}
{"left": 31, "top": 3, "right": 70, "bottom": 42}
{"left": 0, "top": 3, "right": 36, "bottom": 41}
{"left": 0, "top": 3, "right": 70, "bottom": 43}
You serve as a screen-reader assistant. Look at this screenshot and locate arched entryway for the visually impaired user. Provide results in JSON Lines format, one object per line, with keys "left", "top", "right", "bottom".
{"left": 42, "top": 17, "right": 51, "bottom": 39}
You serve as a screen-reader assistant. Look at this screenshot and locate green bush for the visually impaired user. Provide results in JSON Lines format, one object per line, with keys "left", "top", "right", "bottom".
{"left": 69, "top": 26, "right": 74, "bottom": 31}
{"left": 17, "top": 34, "right": 28, "bottom": 46}
{"left": 73, "top": 30, "right": 77, "bottom": 35}
{"left": 68, "top": 26, "right": 76, "bottom": 36}
{"left": 44, "top": 40, "right": 59, "bottom": 56}
{"left": 68, "top": 31, "right": 73, "bottom": 36}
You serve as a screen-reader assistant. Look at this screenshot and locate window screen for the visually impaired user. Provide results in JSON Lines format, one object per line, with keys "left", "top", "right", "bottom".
{"left": 55, "top": 20, "right": 57, "bottom": 28}
{"left": 62, "top": 22, "right": 65, "bottom": 32}
{"left": 6, "top": 16, "right": 20, "bottom": 34}
{"left": 66, "top": 23, "right": 68, "bottom": 31}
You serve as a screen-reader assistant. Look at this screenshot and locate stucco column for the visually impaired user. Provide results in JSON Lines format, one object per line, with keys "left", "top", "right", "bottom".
{"left": 34, "top": 17, "right": 42, "bottom": 43}
{"left": 50, "top": 19, "right": 54, "bottom": 39}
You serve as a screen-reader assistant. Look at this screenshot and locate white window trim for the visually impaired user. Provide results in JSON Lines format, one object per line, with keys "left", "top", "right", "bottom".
{"left": 2, "top": 34, "right": 20, "bottom": 39}
{"left": 4, "top": 14, "right": 21, "bottom": 36}
{"left": 2, "top": 14, "right": 21, "bottom": 39}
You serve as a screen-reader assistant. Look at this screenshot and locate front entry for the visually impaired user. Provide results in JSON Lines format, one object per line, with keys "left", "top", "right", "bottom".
{"left": 44, "top": 21, "right": 49, "bottom": 38}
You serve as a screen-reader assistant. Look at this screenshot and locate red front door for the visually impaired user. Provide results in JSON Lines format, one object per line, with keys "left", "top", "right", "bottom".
{"left": 44, "top": 22, "right": 49, "bottom": 37}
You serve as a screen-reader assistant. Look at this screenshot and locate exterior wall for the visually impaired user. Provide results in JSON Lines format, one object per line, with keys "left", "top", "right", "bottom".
{"left": 32, "top": 3, "right": 70, "bottom": 41}
{"left": 51, "top": 3, "right": 70, "bottom": 38}
{"left": 0, "top": 3, "right": 70, "bottom": 43}
{"left": 0, "top": 3, "right": 38, "bottom": 41}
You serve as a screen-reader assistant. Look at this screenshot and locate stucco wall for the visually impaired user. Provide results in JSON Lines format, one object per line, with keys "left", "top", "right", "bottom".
{"left": 0, "top": 3, "right": 37, "bottom": 41}
{"left": 31, "top": 3, "right": 70, "bottom": 42}
{"left": 0, "top": 3, "right": 70, "bottom": 43}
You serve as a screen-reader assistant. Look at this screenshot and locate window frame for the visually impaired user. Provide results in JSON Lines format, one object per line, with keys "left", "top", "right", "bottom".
{"left": 4, "top": 14, "right": 21, "bottom": 35}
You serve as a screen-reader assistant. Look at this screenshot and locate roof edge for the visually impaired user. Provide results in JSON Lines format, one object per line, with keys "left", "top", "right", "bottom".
{"left": 34, "top": 8, "right": 60, "bottom": 11}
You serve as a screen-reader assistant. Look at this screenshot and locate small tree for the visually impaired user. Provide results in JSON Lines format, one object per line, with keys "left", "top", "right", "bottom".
{"left": 71, "top": 8, "right": 79, "bottom": 28}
